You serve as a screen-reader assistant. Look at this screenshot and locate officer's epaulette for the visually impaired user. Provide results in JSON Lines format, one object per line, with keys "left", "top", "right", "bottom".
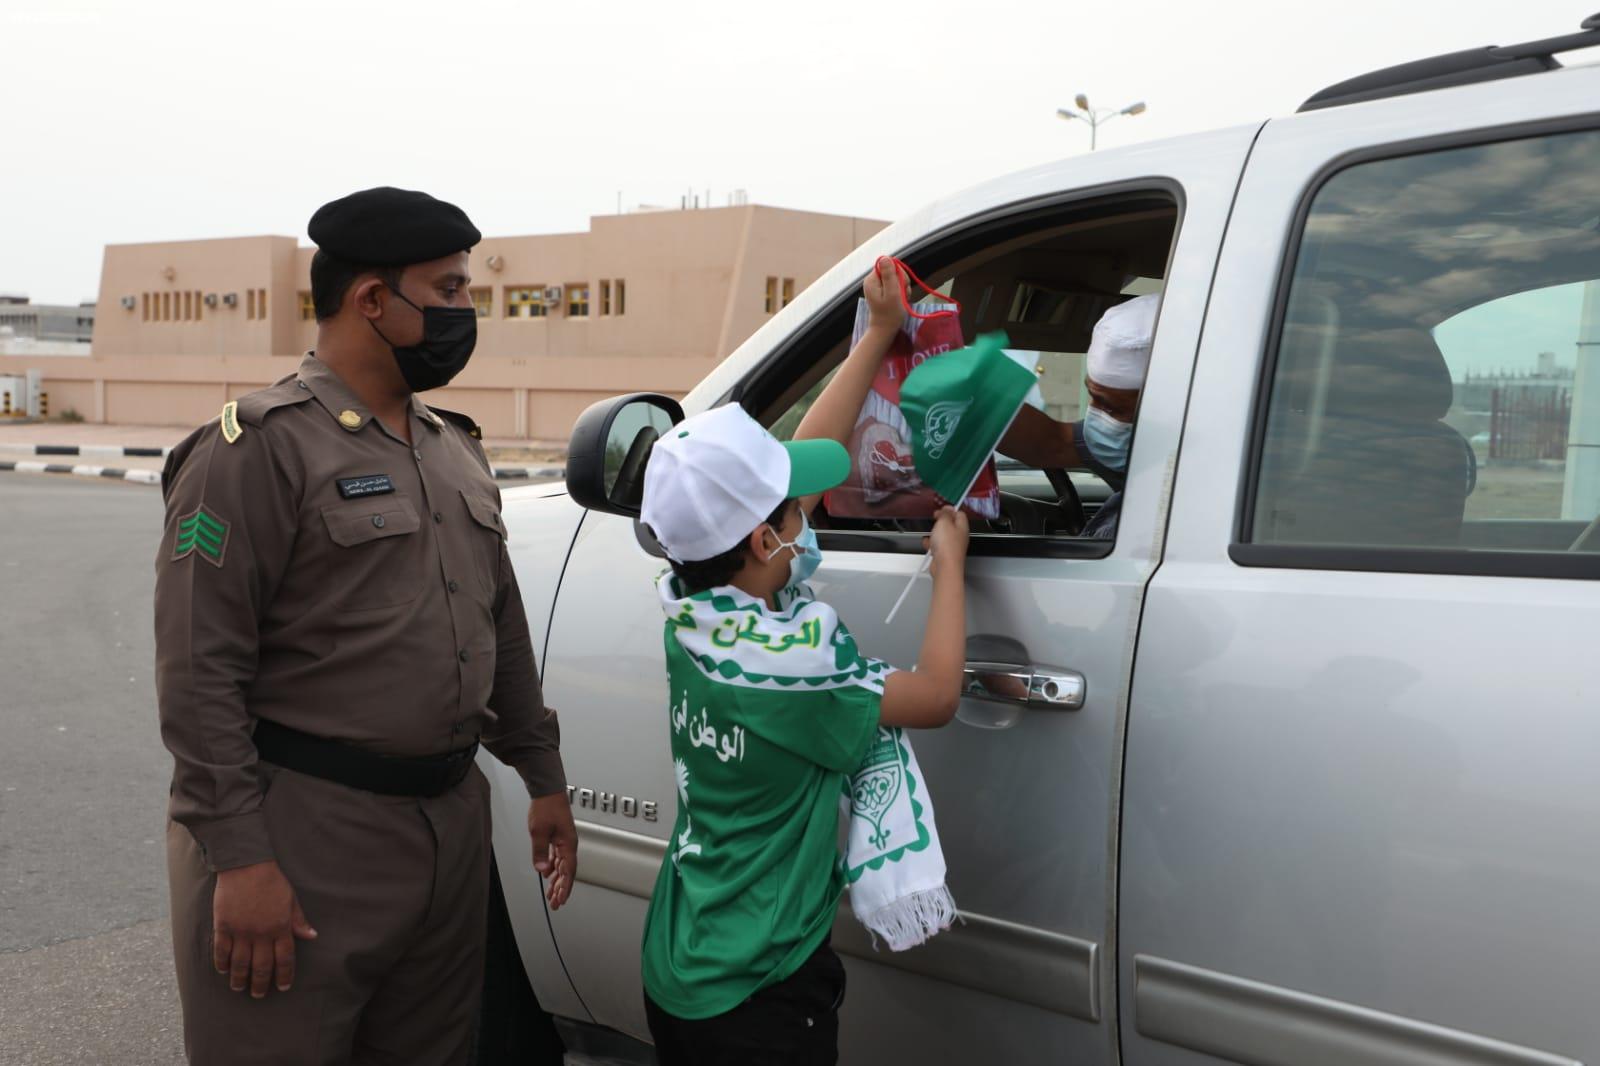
{"left": 216, "top": 375, "right": 313, "bottom": 445}
{"left": 428, "top": 405, "right": 483, "bottom": 441}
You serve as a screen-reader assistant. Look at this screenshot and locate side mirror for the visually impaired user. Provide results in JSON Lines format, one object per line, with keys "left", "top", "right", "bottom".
{"left": 565, "top": 393, "right": 685, "bottom": 516}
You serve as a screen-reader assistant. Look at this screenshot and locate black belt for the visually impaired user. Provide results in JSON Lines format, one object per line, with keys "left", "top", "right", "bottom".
{"left": 253, "top": 718, "right": 479, "bottom": 798}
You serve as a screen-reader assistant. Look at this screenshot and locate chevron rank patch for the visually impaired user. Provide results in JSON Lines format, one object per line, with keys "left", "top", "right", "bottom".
{"left": 172, "top": 505, "right": 229, "bottom": 567}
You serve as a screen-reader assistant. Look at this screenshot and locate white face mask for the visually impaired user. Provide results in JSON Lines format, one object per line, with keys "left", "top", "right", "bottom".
{"left": 763, "top": 512, "right": 822, "bottom": 586}
{"left": 1082, "top": 405, "right": 1133, "bottom": 472}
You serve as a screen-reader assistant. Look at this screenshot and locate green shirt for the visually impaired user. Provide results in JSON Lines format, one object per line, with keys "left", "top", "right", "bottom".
{"left": 641, "top": 575, "right": 892, "bottom": 1019}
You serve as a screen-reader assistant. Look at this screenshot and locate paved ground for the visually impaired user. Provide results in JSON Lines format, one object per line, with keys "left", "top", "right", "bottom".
{"left": 0, "top": 471, "right": 567, "bottom": 1065}
{"left": 0, "top": 476, "right": 186, "bottom": 1064}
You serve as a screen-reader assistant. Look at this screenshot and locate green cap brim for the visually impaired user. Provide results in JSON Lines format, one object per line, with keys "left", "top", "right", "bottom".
{"left": 782, "top": 438, "right": 851, "bottom": 498}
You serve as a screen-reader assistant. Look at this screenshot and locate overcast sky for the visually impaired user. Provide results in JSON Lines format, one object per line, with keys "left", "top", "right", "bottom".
{"left": 3, "top": 0, "right": 1592, "bottom": 305}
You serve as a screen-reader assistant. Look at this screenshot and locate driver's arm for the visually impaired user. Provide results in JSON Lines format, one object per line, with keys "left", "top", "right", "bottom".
{"left": 998, "top": 405, "right": 1081, "bottom": 470}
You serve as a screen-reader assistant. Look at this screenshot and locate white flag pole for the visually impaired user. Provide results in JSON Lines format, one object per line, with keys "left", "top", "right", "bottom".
{"left": 882, "top": 391, "right": 1033, "bottom": 626}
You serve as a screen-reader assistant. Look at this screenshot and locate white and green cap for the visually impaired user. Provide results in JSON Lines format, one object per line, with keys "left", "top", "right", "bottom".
{"left": 641, "top": 403, "right": 849, "bottom": 563}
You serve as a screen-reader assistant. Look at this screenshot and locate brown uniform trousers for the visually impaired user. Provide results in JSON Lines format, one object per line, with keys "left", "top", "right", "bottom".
{"left": 154, "top": 354, "right": 565, "bottom": 1065}
{"left": 167, "top": 764, "right": 491, "bottom": 1065}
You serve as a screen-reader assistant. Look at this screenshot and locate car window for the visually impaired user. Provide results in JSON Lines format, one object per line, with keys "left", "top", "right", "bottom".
{"left": 762, "top": 204, "right": 1177, "bottom": 548}
{"left": 1247, "top": 127, "right": 1600, "bottom": 568}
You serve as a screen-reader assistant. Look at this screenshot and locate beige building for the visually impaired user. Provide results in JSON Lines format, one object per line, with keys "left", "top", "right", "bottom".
{"left": 1, "top": 205, "right": 885, "bottom": 439}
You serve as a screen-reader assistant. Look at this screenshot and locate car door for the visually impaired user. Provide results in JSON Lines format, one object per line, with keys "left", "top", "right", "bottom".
{"left": 1120, "top": 68, "right": 1600, "bottom": 1066}
{"left": 535, "top": 123, "right": 1258, "bottom": 1062}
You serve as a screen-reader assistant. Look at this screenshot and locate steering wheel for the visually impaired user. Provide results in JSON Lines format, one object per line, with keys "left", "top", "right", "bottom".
{"left": 1044, "top": 468, "right": 1088, "bottom": 536}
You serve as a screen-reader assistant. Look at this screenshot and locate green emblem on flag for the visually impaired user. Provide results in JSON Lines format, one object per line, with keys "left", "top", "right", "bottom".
{"left": 899, "top": 331, "right": 1036, "bottom": 506}
{"left": 173, "top": 506, "right": 229, "bottom": 567}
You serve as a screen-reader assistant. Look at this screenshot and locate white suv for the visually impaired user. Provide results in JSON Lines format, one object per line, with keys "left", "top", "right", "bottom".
{"left": 476, "top": 16, "right": 1600, "bottom": 1065}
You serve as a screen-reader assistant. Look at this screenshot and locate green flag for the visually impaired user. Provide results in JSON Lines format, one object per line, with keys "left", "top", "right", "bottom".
{"left": 899, "top": 331, "right": 1036, "bottom": 506}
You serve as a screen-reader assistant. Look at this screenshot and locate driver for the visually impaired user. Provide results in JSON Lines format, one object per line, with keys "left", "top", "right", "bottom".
{"left": 997, "top": 293, "right": 1159, "bottom": 539}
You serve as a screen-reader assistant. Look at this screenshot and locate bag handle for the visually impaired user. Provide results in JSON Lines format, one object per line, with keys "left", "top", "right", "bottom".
{"left": 879, "top": 256, "right": 960, "bottom": 321}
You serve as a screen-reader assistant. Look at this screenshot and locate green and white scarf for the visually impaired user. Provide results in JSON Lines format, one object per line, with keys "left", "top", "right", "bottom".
{"left": 660, "top": 574, "right": 957, "bottom": 951}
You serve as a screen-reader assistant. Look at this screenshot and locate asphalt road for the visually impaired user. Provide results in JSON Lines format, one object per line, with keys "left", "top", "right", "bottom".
{"left": 0, "top": 470, "right": 563, "bottom": 1066}
{"left": 0, "top": 475, "right": 184, "bottom": 1064}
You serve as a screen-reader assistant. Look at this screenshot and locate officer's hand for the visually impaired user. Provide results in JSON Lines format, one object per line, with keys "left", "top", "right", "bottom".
{"left": 212, "top": 860, "right": 317, "bottom": 998}
{"left": 528, "top": 792, "right": 578, "bottom": 910}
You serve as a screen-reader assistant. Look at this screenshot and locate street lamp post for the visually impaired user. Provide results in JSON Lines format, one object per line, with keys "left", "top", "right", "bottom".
{"left": 1056, "top": 95, "right": 1146, "bottom": 150}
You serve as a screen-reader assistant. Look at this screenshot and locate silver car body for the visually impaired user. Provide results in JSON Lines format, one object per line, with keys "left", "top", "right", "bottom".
{"left": 483, "top": 62, "right": 1600, "bottom": 1065}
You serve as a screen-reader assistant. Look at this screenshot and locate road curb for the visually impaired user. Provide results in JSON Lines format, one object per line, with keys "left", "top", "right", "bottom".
{"left": 492, "top": 466, "right": 566, "bottom": 482}
{"left": 1, "top": 459, "right": 564, "bottom": 486}
{"left": 0, "top": 442, "right": 173, "bottom": 458}
{"left": 0, "top": 460, "right": 162, "bottom": 485}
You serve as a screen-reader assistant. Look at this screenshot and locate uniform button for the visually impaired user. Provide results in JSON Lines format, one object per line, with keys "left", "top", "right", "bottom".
{"left": 452, "top": 722, "right": 463, "bottom": 735}
{"left": 492, "top": 514, "right": 501, "bottom": 526}
{"left": 433, "top": 511, "right": 443, "bottom": 524}
{"left": 458, "top": 649, "right": 469, "bottom": 662}
{"left": 448, "top": 579, "right": 459, "bottom": 593}
{"left": 296, "top": 380, "right": 309, "bottom": 390}
{"left": 371, "top": 515, "right": 385, "bottom": 529}
{"left": 413, "top": 449, "right": 423, "bottom": 462}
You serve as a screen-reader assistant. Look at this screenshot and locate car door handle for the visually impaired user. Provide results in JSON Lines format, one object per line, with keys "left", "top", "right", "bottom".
{"left": 962, "top": 662, "right": 1086, "bottom": 711}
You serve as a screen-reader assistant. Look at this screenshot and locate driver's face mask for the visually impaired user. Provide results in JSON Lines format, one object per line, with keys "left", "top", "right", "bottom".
{"left": 1082, "top": 405, "right": 1133, "bottom": 473}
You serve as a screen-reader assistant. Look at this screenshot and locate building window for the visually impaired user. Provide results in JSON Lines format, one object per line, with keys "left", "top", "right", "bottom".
{"left": 299, "top": 291, "right": 316, "bottom": 321}
{"left": 567, "top": 284, "right": 590, "bottom": 317}
{"left": 599, "top": 279, "right": 611, "bottom": 316}
{"left": 193, "top": 290, "right": 203, "bottom": 321}
{"left": 258, "top": 289, "right": 267, "bottom": 319}
{"left": 616, "top": 278, "right": 625, "bottom": 316}
{"left": 470, "top": 287, "right": 492, "bottom": 318}
{"left": 184, "top": 291, "right": 193, "bottom": 321}
{"left": 505, "top": 287, "right": 547, "bottom": 318}
{"left": 246, "top": 290, "right": 256, "bottom": 320}
{"left": 782, "top": 277, "right": 795, "bottom": 307}
{"left": 162, "top": 292, "right": 172, "bottom": 321}
{"left": 765, "top": 276, "right": 778, "bottom": 313}
{"left": 141, "top": 293, "right": 149, "bottom": 322}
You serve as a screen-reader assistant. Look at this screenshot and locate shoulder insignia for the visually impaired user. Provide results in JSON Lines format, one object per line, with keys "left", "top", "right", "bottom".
{"left": 219, "top": 401, "right": 243, "bottom": 444}
{"left": 234, "top": 375, "right": 313, "bottom": 428}
{"left": 172, "top": 505, "right": 229, "bottom": 567}
{"left": 429, "top": 406, "right": 483, "bottom": 441}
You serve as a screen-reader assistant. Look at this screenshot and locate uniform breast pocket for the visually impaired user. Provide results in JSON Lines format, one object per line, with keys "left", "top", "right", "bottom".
{"left": 459, "top": 489, "right": 506, "bottom": 601}
{"left": 320, "top": 495, "right": 425, "bottom": 611}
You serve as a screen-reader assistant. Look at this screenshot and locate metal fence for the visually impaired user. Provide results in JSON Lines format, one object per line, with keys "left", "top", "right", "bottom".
{"left": 1490, "top": 386, "right": 1571, "bottom": 461}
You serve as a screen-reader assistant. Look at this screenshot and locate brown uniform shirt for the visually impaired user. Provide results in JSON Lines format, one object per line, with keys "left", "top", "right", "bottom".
{"left": 154, "top": 353, "right": 564, "bottom": 872}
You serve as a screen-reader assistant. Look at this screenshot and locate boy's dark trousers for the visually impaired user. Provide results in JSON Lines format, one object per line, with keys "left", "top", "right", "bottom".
{"left": 644, "top": 942, "right": 847, "bottom": 1066}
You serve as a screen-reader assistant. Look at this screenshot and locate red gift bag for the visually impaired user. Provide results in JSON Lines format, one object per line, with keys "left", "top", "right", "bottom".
{"left": 824, "top": 260, "right": 1003, "bottom": 519}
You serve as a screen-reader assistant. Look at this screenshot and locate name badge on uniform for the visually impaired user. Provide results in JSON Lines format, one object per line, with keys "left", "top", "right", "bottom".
{"left": 337, "top": 474, "right": 395, "bottom": 499}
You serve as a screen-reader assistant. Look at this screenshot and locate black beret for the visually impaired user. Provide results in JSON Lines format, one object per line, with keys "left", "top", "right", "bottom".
{"left": 307, "top": 186, "right": 481, "bottom": 266}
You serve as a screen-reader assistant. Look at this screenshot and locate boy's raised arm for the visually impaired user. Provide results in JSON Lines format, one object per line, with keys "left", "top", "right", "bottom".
{"left": 792, "top": 258, "right": 907, "bottom": 514}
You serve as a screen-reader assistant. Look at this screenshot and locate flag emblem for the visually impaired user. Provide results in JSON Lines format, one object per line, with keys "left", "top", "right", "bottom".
{"left": 921, "top": 400, "right": 972, "bottom": 460}
{"left": 172, "top": 506, "right": 229, "bottom": 567}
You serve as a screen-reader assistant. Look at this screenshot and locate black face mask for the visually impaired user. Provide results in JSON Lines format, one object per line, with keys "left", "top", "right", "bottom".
{"left": 369, "top": 286, "right": 478, "bottom": 392}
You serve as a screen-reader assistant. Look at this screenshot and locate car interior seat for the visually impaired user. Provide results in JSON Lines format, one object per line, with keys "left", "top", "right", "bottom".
{"left": 1256, "top": 325, "right": 1473, "bottom": 547}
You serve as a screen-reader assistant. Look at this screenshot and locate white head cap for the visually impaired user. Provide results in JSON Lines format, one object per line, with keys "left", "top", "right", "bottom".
{"left": 1086, "top": 293, "right": 1161, "bottom": 391}
{"left": 640, "top": 403, "right": 848, "bottom": 563}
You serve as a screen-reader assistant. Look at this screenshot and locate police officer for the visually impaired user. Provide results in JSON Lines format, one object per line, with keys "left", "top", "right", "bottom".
{"left": 155, "top": 187, "right": 577, "bottom": 1065}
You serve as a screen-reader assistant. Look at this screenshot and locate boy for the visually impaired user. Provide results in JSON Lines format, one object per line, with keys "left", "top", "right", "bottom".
{"left": 637, "top": 262, "right": 970, "bottom": 1064}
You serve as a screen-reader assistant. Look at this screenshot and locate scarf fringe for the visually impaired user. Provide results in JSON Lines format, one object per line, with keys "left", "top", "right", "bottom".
{"left": 861, "top": 885, "right": 958, "bottom": 952}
